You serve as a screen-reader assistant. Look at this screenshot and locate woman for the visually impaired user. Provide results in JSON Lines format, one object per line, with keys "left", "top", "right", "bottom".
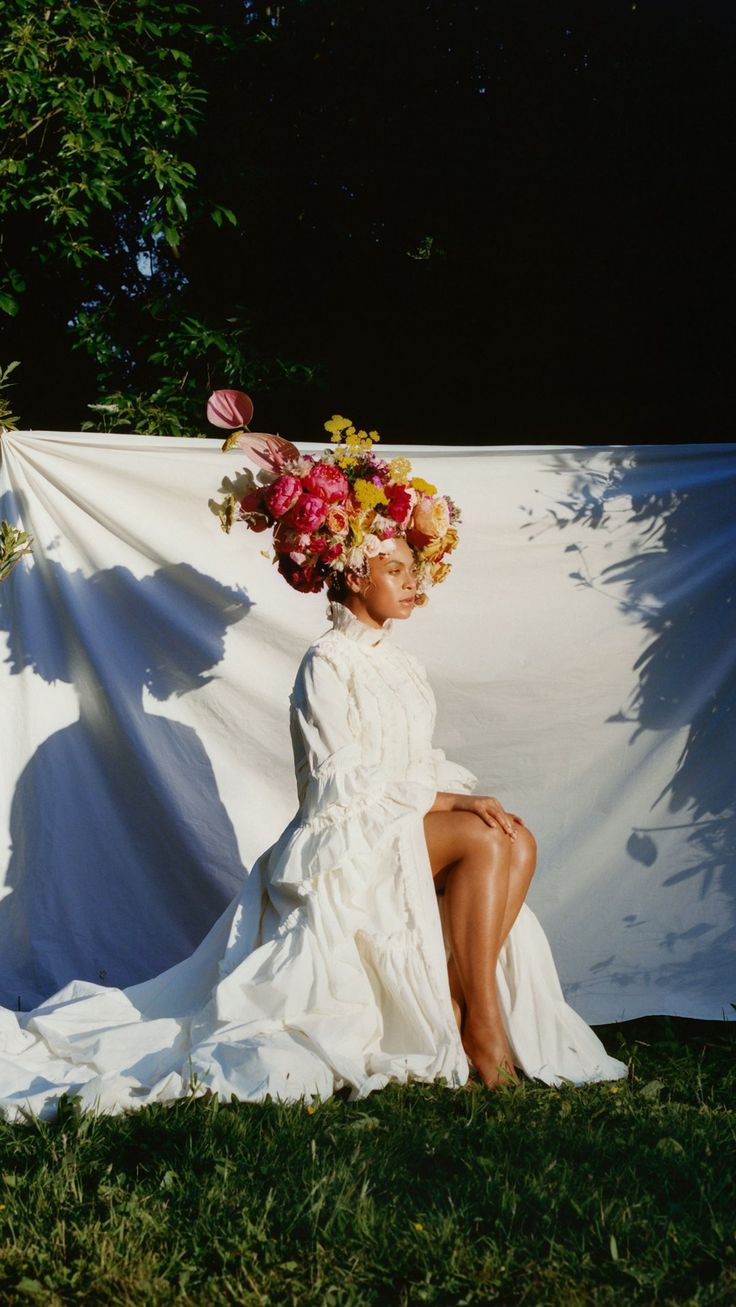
{"left": 337, "top": 536, "right": 535, "bottom": 1090}
{"left": 0, "top": 416, "right": 626, "bottom": 1120}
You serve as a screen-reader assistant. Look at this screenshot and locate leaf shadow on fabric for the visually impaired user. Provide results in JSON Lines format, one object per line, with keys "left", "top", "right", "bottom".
{"left": 522, "top": 446, "right": 736, "bottom": 1008}
{"left": 0, "top": 490, "right": 252, "bottom": 1009}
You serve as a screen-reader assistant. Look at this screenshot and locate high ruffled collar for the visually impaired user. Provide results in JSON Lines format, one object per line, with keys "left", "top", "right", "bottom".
{"left": 327, "top": 601, "right": 393, "bottom": 647}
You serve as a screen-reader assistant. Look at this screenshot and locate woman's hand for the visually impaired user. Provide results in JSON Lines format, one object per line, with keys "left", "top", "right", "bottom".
{"left": 450, "top": 793, "right": 523, "bottom": 840}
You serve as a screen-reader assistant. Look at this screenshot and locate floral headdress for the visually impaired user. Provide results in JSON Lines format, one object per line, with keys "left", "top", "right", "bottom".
{"left": 209, "top": 390, "right": 460, "bottom": 599}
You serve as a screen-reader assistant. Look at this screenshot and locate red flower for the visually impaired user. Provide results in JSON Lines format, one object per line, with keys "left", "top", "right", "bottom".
{"left": 406, "top": 526, "right": 433, "bottom": 549}
{"left": 239, "top": 489, "right": 270, "bottom": 532}
{"left": 385, "top": 484, "right": 413, "bottom": 525}
{"left": 277, "top": 556, "right": 326, "bottom": 593}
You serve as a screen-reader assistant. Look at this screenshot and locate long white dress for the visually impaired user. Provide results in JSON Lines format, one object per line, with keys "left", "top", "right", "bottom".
{"left": 0, "top": 602, "right": 626, "bottom": 1120}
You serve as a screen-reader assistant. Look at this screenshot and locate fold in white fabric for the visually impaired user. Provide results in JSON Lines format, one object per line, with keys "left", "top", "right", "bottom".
{"left": 0, "top": 602, "right": 625, "bottom": 1120}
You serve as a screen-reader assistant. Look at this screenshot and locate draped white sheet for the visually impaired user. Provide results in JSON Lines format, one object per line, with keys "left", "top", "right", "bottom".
{"left": 1, "top": 432, "right": 734, "bottom": 1024}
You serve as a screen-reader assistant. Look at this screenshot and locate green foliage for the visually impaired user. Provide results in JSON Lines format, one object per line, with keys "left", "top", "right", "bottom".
{"left": 0, "top": 1018, "right": 733, "bottom": 1304}
{"left": 0, "top": 359, "right": 20, "bottom": 429}
{"left": 76, "top": 307, "right": 319, "bottom": 436}
{"left": 0, "top": 0, "right": 223, "bottom": 303}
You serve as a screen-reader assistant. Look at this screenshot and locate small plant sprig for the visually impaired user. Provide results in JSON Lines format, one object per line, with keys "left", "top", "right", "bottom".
{"left": 0, "top": 518, "right": 32, "bottom": 582}
{"left": 0, "top": 360, "right": 32, "bottom": 580}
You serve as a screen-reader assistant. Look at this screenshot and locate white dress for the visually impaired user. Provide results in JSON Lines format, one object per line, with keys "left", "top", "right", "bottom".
{"left": 0, "top": 602, "right": 626, "bottom": 1120}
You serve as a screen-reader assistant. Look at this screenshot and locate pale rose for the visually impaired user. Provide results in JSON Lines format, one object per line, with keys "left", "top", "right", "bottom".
{"left": 370, "top": 514, "right": 398, "bottom": 540}
{"left": 288, "top": 493, "right": 328, "bottom": 533}
{"left": 304, "top": 462, "right": 349, "bottom": 503}
{"left": 266, "top": 474, "right": 302, "bottom": 518}
{"left": 326, "top": 504, "right": 350, "bottom": 535}
{"left": 411, "top": 494, "right": 450, "bottom": 540}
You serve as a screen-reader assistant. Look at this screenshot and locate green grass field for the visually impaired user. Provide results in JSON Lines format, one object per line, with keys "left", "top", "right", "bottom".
{"left": 1, "top": 1016, "right": 734, "bottom": 1306}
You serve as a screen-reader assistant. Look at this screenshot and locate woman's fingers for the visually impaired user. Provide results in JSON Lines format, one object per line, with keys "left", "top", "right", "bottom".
{"left": 484, "top": 804, "right": 516, "bottom": 839}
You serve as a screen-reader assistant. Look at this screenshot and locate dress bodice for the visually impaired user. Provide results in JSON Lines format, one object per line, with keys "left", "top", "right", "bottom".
{"left": 289, "top": 603, "right": 439, "bottom": 811}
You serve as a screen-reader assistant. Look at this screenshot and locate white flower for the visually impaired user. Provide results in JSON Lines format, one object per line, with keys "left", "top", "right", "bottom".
{"left": 283, "top": 456, "right": 313, "bottom": 477}
{"left": 362, "top": 533, "right": 383, "bottom": 558}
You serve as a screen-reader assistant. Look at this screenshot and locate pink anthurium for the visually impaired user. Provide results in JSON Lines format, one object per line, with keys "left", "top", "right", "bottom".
{"left": 224, "top": 431, "right": 301, "bottom": 472}
{"left": 206, "top": 389, "right": 255, "bottom": 430}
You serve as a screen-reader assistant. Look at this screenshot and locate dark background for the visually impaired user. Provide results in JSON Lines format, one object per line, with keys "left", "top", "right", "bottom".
{"left": 2, "top": 0, "right": 735, "bottom": 443}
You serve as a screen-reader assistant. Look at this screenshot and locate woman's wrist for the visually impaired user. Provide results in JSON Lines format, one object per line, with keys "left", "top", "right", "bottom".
{"left": 431, "top": 791, "right": 462, "bottom": 813}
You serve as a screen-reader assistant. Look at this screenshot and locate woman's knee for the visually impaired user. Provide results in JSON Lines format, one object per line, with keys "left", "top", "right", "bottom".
{"left": 512, "top": 825, "right": 537, "bottom": 873}
{"left": 462, "top": 816, "right": 510, "bottom": 863}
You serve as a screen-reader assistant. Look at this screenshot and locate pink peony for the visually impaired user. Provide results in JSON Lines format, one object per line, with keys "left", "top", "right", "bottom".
{"left": 266, "top": 474, "right": 303, "bottom": 518}
{"left": 288, "top": 493, "right": 328, "bottom": 533}
{"left": 412, "top": 494, "right": 450, "bottom": 540}
{"left": 304, "top": 462, "right": 349, "bottom": 504}
{"left": 206, "top": 389, "right": 254, "bottom": 429}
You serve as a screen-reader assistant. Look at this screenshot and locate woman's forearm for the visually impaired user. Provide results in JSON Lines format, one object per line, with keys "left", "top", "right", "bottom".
{"left": 428, "top": 791, "right": 460, "bottom": 814}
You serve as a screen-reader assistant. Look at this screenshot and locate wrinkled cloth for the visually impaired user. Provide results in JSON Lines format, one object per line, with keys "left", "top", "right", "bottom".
{"left": 0, "top": 603, "right": 625, "bottom": 1121}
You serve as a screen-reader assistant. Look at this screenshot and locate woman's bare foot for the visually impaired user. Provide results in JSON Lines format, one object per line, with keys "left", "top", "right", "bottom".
{"left": 463, "top": 1018, "right": 519, "bottom": 1089}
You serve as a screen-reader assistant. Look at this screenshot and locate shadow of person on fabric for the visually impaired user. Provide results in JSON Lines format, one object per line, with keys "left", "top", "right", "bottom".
{"left": 528, "top": 446, "right": 736, "bottom": 1008}
{"left": 0, "top": 545, "right": 251, "bottom": 1010}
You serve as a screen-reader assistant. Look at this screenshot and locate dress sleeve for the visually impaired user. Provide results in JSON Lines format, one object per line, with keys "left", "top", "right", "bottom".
{"left": 431, "top": 747, "right": 478, "bottom": 796}
{"left": 291, "top": 648, "right": 437, "bottom": 826}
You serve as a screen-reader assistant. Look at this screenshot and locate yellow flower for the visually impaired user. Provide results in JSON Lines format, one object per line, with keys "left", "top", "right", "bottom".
{"left": 324, "top": 415, "right": 352, "bottom": 441}
{"left": 306, "top": 1105, "right": 316, "bottom": 1114}
{"left": 431, "top": 561, "right": 452, "bottom": 586}
{"left": 354, "top": 479, "right": 388, "bottom": 510}
{"left": 414, "top": 1222, "right": 423, "bottom": 1231}
{"left": 389, "top": 457, "right": 412, "bottom": 484}
{"left": 411, "top": 476, "right": 437, "bottom": 495}
{"left": 423, "top": 526, "right": 458, "bottom": 562}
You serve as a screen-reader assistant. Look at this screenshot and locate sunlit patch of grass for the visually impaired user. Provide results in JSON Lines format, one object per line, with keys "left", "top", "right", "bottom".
{"left": 0, "top": 1016, "right": 733, "bottom": 1305}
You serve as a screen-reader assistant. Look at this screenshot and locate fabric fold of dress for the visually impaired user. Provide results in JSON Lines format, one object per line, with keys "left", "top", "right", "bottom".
{"left": 0, "top": 601, "right": 625, "bottom": 1121}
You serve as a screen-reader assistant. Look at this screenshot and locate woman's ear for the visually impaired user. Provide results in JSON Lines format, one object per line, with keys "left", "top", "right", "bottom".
{"left": 345, "top": 569, "right": 363, "bottom": 595}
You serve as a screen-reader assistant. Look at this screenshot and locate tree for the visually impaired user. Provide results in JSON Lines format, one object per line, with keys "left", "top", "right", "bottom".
{"left": 1, "top": 1, "right": 734, "bottom": 440}
{"left": 0, "top": 0, "right": 311, "bottom": 435}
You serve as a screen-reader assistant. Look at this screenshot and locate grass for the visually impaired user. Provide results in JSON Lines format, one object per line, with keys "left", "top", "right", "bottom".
{"left": 0, "top": 1016, "right": 734, "bottom": 1306}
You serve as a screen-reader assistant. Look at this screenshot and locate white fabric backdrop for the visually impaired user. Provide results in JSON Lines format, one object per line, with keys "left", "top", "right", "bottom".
{"left": 1, "top": 431, "right": 734, "bottom": 1023}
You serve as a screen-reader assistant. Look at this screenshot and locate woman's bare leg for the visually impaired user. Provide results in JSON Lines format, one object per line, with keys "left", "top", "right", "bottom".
{"left": 500, "top": 825, "right": 537, "bottom": 942}
{"left": 425, "top": 811, "right": 518, "bottom": 1087}
{"left": 445, "top": 825, "right": 538, "bottom": 1036}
